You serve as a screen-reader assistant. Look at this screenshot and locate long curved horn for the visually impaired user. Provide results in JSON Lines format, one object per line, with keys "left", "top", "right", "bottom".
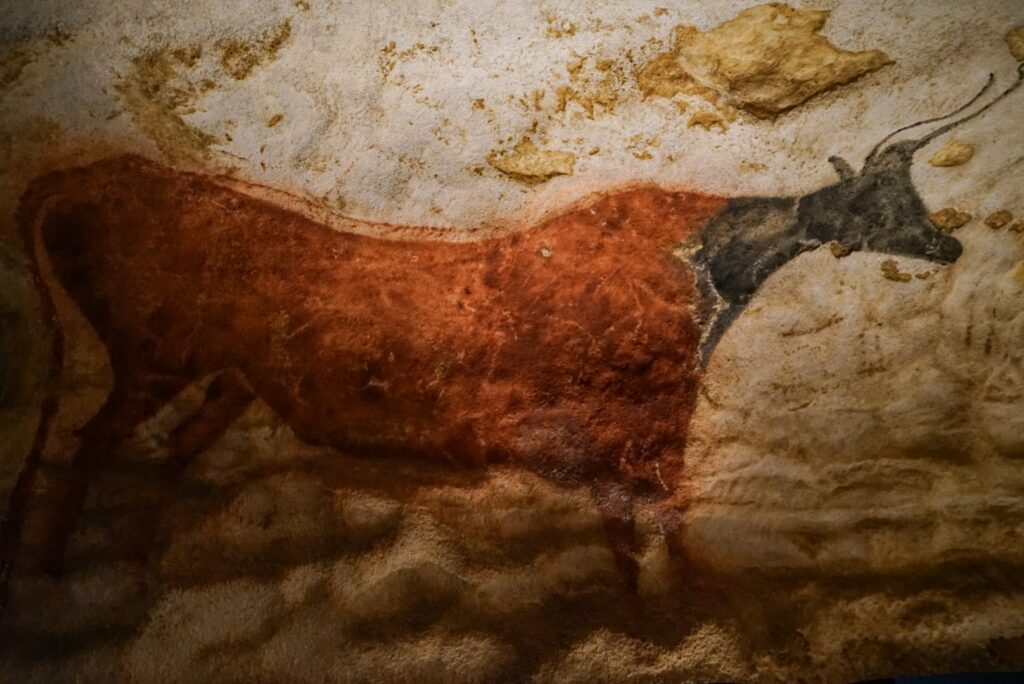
{"left": 907, "top": 62, "right": 1024, "bottom": 153}
{"left": 864, "top": 73, "right": 995, "bottom": 166}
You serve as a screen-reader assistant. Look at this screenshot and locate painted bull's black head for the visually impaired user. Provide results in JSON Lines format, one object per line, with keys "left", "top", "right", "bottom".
{"left": 690, "top": 63, "right": 1024, "bottom": 361}
{"left": 797, "top": 140, "right": 964, "bottom": 269}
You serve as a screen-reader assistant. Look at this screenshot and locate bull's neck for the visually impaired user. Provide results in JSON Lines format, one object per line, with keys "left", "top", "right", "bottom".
{"left": 696, "top": 221, "right": 808, "bottom": 308}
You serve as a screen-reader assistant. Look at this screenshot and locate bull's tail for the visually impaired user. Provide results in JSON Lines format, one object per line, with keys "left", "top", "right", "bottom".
{"left": 0, "top": 173, "right": 68, "bottom": 612}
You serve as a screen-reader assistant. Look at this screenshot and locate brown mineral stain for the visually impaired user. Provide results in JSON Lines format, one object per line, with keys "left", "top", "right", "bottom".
{"left": 1015, "top": 261, "right": 1024, "bottom": 283}
{"left": 115, "top": 49, "right": 218, "bottom": 162}
{"left": 626, "top": 135, "right": 659, "bottom": 159}
{"left": 929, "top": 208, "right": 973, "bottom": 231}
{"left": 267, "top": 113, "right": 284, "bottom": 128}
{"left": 45, "top": 26, "right": 73, "bottom": 47}
{"left": 553, "top": 86, "right": 571, "bottom": 113}
{"left": 687, "top": 110, "right": 726, "bottom": 131}
{"left": 928, "top": 139, "right": 974, "bottom": 167}
{"left": 488, "top": 138, "right": 576, "bottom": 184}
{"left": 116, "top": 22, "right": 292, "bottom": 159}
{"left": 0, "top": 30, "right": 78, "bottom": 97}
{"left": 170, "top": 45, "right": 202, "bottom": 68}
{"left": 985, "top": 210, "right": 1013, "bottom": 229}
{"left": 219, "top": 19, "right": 292, "bottom": 80}
{"left": 556, "top": 84, "right": 616, "bottom": 117}
{"left": 532, "top": 89, "right": 545, "bottom": 111}
{"left": 639, "top": 3, "right": 891, "bottom": 118}
{"left": 544, "top": 14, "right": 577, "bottom": 39}
{"left": 0, "top": 46, "right": 34, "bottom": 93}
{"left": 378, "top": 41, "right": 398, "bottom": 76}
{"left": 881, "top": 259, "right": 912, "bottom": 282}
{"left": 1007, "top": 25, "right": 1024, "bottom": 61}
{"left": 829, "top": 241, "right": 853, "bottom": 258}
{"left": 552, "top": 55, "right": 623, "bottom": 118}
{"left": 1010, "top": 221, "right": 1024, "bottom": 233}
{"left": 377, "top": 39, "right": 441, "bottom": 81}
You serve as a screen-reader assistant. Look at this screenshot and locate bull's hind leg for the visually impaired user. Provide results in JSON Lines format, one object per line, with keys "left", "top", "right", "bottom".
{"left": 26, "top": 371, "right": 186, "bottom": 576}
{"left": 124, "top": 369, "right": 254, "bottom": 563}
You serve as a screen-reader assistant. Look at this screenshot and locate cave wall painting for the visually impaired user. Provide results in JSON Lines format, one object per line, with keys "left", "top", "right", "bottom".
{"left": 2, "top": 2, "right": 1024, "bottom": 681}
{"left": 9, "top": 68, "right": 1020, "bottom": 595}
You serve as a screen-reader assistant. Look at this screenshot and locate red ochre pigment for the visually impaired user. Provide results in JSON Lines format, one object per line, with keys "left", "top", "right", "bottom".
{"left": 9, "top": 154, "right": 726, "bottom": 591}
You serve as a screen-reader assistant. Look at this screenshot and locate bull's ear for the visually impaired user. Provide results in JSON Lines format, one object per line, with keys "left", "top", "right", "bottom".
{"left": 828, "top": 155, "right": 855, "bottom": 180}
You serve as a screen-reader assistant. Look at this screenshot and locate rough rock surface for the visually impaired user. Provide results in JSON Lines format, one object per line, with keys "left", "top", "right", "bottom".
{"left": 640, "top": 4, "right": 892, "bottom": 118}
{"left": 1, "top": 1, "right": 1024, "bottom": 682}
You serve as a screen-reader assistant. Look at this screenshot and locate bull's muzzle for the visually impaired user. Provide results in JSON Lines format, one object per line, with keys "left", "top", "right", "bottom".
{"left": 926, "top": 234, "right": 963, "bottom": 264}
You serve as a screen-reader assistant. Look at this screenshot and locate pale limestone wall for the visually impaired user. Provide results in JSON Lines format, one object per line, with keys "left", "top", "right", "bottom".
{"left": 1, "top": 1, "right": 1021, "bottom": 224}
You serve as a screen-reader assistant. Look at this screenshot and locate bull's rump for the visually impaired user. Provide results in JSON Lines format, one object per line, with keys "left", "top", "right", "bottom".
{"left": 25, "top": 154, "right": 723, "bottom": 488}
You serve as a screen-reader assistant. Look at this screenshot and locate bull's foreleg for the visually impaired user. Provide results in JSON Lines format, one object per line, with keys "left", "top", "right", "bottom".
{"left": 593, "top": 478, "right": 651, "bottom": 635}
{"left": 699, "top": 302, "right": 744, "bottom": 364}
{"left": 25, "top": 372, "right": 186, "bottom": 576}
{"left": 593, "top": 479, "right": 639, "bottom": 592}
{"left": 124, "top": 369, "right": 254, "bottom": 563}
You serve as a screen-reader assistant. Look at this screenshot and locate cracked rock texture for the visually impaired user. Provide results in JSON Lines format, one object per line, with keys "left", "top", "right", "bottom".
{"left": 1, "top": 1, "right": 1024, "bottom": 682}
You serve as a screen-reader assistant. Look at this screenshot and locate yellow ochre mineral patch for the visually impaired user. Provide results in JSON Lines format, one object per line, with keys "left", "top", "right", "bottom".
{"left": 881, "top": 259, "right": 912, "bottom": 282}
{"left": 985, "top": 210, "right": 1014, "bottom": 229}
{"left": 928, "top": 139, "right": 974, "bottom": 167}
{"left": 687, "top": 110, "right": 726, "bottom": 131}
{"left": 488, "top": 138, "right": 576, "bottom": 184}
{"left": 930, "top": 208, "right": 973, "bottom": 231}
{"left": 219, "top": 20, "right": 292, "bottom": 80}
{"left": 638, "top": 3, "right": 891, "bottom": 118}
{"left": 115, "top": 48, "right": 218, "bottom": 162}
{"left": 1006, "top": 25, "right": 1024, "bottom": 61}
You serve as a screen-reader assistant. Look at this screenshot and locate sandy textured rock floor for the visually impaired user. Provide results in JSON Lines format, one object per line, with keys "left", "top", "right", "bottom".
{"left": 2, "top": 1, "right": 1024, "bottom": 681}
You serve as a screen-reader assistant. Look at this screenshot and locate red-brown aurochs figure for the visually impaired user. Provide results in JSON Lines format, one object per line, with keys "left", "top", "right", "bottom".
{"left": 8, "top": 155, "right": 723, "bottom": 593}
